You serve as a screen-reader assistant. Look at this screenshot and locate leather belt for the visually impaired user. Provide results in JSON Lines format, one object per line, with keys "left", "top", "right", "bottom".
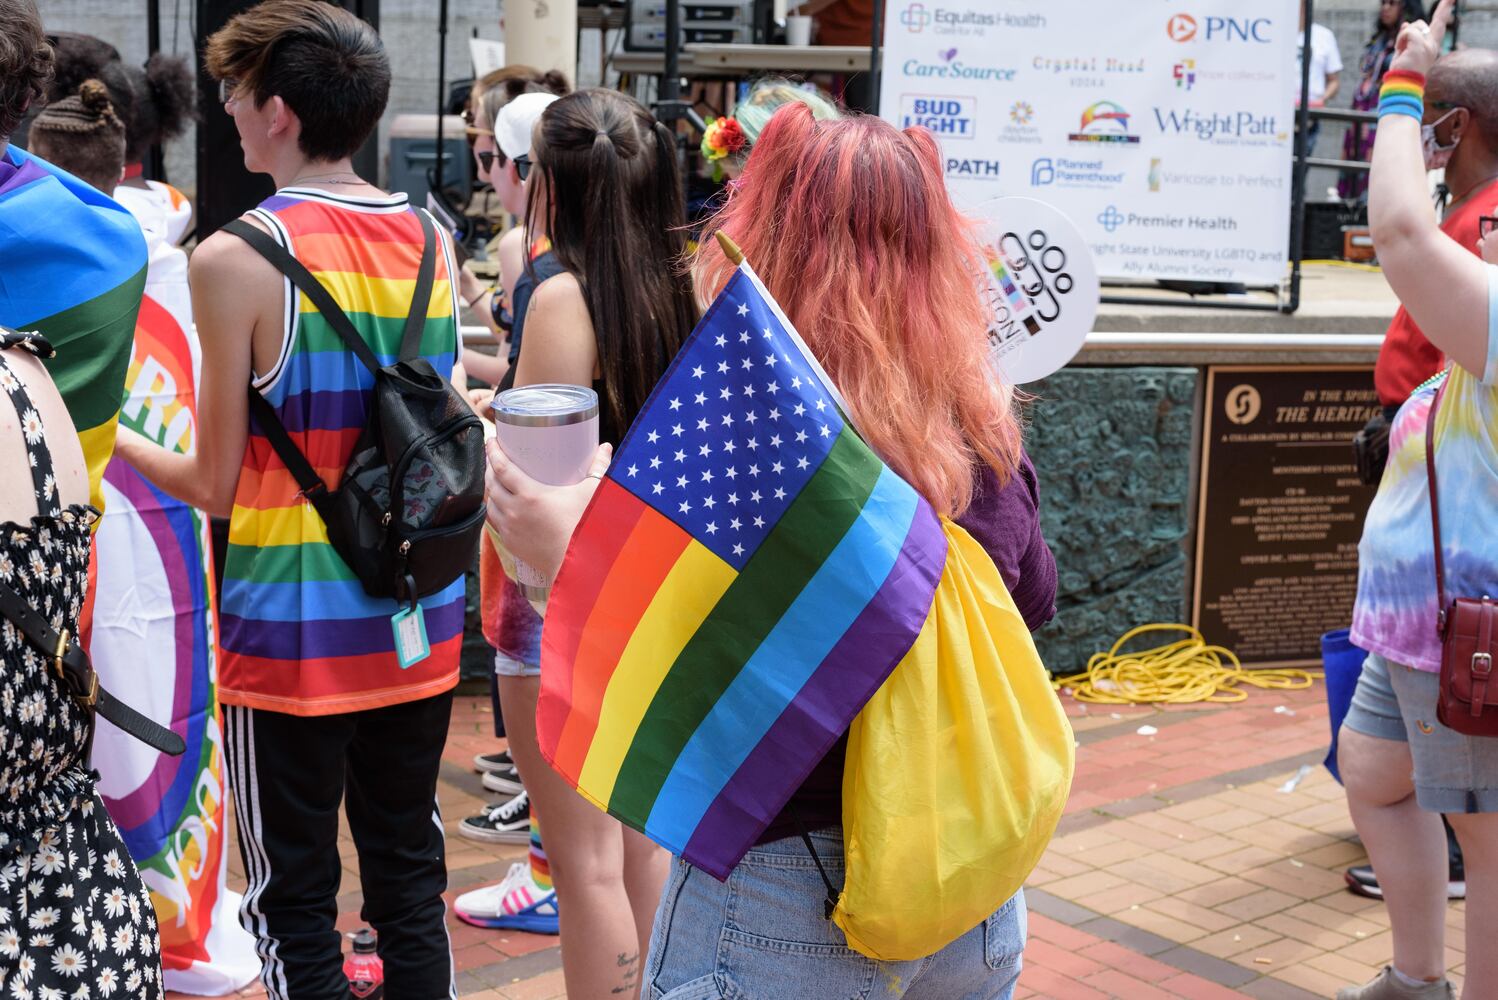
{"left": 0, "top": 578, "right": 185, "bottom": 757}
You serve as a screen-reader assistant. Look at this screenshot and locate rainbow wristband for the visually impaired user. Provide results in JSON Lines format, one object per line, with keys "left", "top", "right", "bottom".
{"left": 1379, "top": 70, "right": 1426, "bottom": 121}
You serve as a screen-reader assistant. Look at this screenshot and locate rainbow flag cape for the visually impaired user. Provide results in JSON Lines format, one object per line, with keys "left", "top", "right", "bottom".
{"left": 538, "top": 262, "right": 948, "bottom": 879}
{"left": 0, "top": 146, "right": 146, "bottom": 516}
{"left": 94, "top": 180, "right": 260, "bottom": 994}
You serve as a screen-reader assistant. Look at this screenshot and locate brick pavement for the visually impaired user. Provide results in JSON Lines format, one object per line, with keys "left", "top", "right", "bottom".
{"left": 167, "top": 682, "right": 1467, "bottom": 999}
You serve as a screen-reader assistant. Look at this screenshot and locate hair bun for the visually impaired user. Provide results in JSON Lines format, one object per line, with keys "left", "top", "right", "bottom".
{"left": 78, "top": 78, "right": 112, "bottom": 116}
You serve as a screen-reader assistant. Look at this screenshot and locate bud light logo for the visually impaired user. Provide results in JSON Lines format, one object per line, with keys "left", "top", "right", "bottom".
{"left": 900, "top": 94, "right": 978, "bottom": 139}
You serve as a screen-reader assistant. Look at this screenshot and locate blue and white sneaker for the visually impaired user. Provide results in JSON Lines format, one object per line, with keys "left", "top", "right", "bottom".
{"left": 455, "top": 862, "right": 560, "bottom": 935}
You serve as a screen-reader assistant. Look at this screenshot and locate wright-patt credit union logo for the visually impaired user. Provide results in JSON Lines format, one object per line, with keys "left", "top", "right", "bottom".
{"left": 1068, "top": 101, "right": 1140, "bottom": 144}
{"left": 1167, "top": 13, "right": 1198, "bottom": 42}
{"left": 902, "top": 3, "right": 931, "bottom": 32}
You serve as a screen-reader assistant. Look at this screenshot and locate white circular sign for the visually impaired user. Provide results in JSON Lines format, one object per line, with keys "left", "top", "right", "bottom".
{"left": 974, "top": 197, "right": 1099, "bottom": 385}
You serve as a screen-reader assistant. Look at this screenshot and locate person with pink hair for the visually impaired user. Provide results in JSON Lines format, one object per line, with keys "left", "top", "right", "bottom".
{"left": 486, "top": 100, "right": 1057, "bottom": 999}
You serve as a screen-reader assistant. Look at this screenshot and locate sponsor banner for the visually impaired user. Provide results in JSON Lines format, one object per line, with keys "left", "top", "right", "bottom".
{"left": 95, "top": 185, "right": 260, "bottom": 995}
{"left": 879, "top": 0, "right": 1297, "bottom": 284}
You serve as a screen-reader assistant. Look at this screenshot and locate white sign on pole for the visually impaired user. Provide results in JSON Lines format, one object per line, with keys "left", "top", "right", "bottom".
{"left": 978, "top": 197, "right": 1099, "bottom": 385}
{"left": 878, "top": 1, "right": 1299, "bottom": 286}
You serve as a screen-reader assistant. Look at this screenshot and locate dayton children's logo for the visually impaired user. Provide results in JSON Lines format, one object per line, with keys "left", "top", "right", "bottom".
{"left": 1068, "top": 101, "right": 1141, "bottom": 144}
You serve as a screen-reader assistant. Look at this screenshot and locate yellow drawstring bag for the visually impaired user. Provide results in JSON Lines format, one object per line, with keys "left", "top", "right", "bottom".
{"left": 834, "top": 518, "right": 1075, "bottom": 961}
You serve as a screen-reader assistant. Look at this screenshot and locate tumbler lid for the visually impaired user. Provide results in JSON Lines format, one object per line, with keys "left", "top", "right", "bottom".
{"left": 491, "top": 384, "right": 600, "bottom": 427}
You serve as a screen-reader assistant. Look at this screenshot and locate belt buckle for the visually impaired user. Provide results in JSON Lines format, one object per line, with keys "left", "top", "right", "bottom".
{"left": 52, "top": 628, "right": 69, "bottom": 681}
{"left": 1474, "top": 652, "right": 1494, "bottom": 678}
{"left": 80, "top": 670, "right": 99, "bottom": 708}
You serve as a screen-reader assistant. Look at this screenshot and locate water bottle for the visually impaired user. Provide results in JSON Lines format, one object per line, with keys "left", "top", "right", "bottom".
{"left": 344, "top": 928, "right": 384, "bottom": 999}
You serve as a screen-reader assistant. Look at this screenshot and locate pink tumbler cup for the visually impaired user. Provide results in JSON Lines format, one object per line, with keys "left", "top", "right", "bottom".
{"left": 490, "top": 384, "right": 600, "bottom": 600}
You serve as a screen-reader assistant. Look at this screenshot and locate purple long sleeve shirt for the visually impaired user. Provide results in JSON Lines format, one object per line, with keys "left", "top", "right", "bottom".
{"left": 756, "top": 449, "right": 1058, "bottom": 847}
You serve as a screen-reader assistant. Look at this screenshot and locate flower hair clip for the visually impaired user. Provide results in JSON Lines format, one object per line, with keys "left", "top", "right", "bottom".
{"left": 701, "top": 116, "right": 748, "bottom": 181}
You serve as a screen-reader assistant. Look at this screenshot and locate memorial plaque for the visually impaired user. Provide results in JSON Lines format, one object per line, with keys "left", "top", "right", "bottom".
{"left": 1193, "top": 366, "right": 1380, "bottom": 667}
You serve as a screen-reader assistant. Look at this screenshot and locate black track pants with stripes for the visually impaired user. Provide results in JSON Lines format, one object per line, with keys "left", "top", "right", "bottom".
{"left": 224, "top": 691, "right": 456, "bottom": 999}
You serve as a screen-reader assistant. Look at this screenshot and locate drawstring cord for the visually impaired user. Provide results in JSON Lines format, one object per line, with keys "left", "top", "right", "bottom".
{"left": 790, "top": 811, "right": 840, "bottom": 920}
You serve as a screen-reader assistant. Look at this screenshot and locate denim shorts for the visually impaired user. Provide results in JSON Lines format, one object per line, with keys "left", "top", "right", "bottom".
{"left": 493, "top": 650, "right": 540, "bottom": 678}
{"left": 1344, "top": 653, "right": 1498, "bottom": 813}
{"left": 644, "top": 827, "right": 1026, "bottom": 1000}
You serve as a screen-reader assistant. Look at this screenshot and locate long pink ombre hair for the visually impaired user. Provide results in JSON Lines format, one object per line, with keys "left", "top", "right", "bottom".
{"left": 693, "top": 102, "right": 1022, "bottom": 518}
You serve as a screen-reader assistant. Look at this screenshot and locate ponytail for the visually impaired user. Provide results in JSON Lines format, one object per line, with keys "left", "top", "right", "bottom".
{"left": 532, "top": 89, "right": 695, "bottom": 434}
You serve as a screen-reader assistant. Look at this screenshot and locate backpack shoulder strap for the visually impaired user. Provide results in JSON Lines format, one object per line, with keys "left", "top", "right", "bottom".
{"left": 400, "top": 210, "right": 440, "bottom": 363}
{"left": 245, "top": 386, "right": 332, "bottom": 511}
{"left": 221, "top": 217, "right": 382, "bottom": 376}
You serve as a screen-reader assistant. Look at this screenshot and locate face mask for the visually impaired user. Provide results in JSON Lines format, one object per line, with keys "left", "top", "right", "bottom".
{"left": 1423, "top": 109, "right": 1463, "bottom": 171}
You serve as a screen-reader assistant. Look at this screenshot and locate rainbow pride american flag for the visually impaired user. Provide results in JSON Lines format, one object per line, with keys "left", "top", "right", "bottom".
{"left": 0, "top": 146, "right": 146, "bottom": 516}
{"left": 538, "top": 262, "right": 949, "bottom": 879}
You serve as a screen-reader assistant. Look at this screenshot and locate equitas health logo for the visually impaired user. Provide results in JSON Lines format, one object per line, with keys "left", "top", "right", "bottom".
{"left": 900, "top": 2, "right": 1044, "bottom": 34}
{"left": 902, "top": 48, "right": 1017, "bottom": 81}
{"left": 1068, "top": 101, "right": 1140, "bottom": 144}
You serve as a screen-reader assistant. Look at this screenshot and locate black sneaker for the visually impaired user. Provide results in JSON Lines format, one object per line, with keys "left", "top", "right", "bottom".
{"left": 481, "top": 765, "right": 524, "bottom": 796}
{"left": 458, "top": 791, "right": 530, "bottom": 844}
{"left": 474, "top": 750, "right": 515, "bottom": 774}
{"left": 1346, "top": 826, "right": 1465, "bottom": 901}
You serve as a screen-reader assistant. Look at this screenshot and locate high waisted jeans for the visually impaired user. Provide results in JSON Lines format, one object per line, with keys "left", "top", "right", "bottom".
{"left": 644, "top": 827, "right": 1026, "bottom": 1000}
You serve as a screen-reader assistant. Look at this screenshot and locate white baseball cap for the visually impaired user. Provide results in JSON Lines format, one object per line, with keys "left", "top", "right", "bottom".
{"left": 495, "top": 92, "right": 560, "bottom": 161}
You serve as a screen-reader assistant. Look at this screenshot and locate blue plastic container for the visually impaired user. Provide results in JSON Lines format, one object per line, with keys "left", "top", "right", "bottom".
{"left": 1321, "top": 628, "right": 1368, "bottom": 784}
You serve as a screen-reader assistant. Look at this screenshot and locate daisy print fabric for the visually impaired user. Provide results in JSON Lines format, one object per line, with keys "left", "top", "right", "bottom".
{"left": 0, "top": 815, "right": 164, "bottom": 998}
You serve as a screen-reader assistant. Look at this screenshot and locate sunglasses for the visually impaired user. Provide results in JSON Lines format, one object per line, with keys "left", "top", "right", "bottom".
{"left": 514, "top": 154, "right": 533, "bottom": 181}
{"left": 218, "top": 78, "right": 239, "bottom": 104}
{"left": 1481, "top": 216, "right": 1498, "bottom": 239}
{"left": 476, "top": 150, "right": 498, "bottom": 173}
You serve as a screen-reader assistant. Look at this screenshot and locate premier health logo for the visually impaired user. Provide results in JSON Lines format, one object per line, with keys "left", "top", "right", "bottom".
{"left": 1068, "top": 101, "right": 1141, "bottom": 144}
{"left": 1098, "top": 205, "right": 1127, "bottom": 232}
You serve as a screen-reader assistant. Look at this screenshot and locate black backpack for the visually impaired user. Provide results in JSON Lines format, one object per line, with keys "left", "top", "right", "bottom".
{"left": 223, "top": 212, "right": 484, "bottom": 606}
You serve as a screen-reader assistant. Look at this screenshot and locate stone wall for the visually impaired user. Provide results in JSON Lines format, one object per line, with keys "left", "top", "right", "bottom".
{"left": 1025, "top": 368, "right": 1200, "bottom": 675}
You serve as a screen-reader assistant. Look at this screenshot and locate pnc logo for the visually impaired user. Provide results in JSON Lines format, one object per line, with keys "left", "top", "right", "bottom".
{"left": 901, "top": 3, "right": 931, "bottom": 32}
{"left": 1167, "top": 14, "right": 1198, "bottom": 42}
{"left": 1098, "top": 205, "right": 1126, "bottom": 232}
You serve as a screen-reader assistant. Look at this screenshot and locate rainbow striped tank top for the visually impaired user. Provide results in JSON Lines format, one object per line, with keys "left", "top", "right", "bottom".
{"left": 220, "top": 188, "right": 464, "bottom": 715}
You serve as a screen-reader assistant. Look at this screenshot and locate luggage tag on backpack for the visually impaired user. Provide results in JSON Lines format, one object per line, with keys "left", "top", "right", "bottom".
{"left": 392, "top": 604, "right": 430, "bottom": 668}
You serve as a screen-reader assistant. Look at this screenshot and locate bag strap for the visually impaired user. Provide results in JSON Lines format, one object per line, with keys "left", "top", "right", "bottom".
{"left": 223, "top": 209, "right": 439, "bottom": 508}
{"left": 400, "top": 210, "right": 439, "bottom": 362}
{"left": 221, "top": 217, "right": 383, "bottom": 376}
{"left": 246, "top": 387, "right": 332, "bottom": 511}
{"left": 1426, "top": 375, "right": 1451, "bottom": 636}
{"left": 0, "top": 578, "right": 185, "bottom": 757}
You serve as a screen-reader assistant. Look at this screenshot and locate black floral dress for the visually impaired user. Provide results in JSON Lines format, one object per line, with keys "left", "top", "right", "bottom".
{"left": 0, "top": 331, "right": 163, "bottom": 999}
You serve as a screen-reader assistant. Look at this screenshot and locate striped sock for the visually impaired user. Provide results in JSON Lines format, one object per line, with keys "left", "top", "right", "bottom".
{"left": 528, "top": 818, "right": 552, "bottom": 892}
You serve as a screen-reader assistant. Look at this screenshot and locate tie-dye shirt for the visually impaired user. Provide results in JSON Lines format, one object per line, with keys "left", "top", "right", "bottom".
{"left": 1351, "top": 266, "right": 1498, "bottom": 671}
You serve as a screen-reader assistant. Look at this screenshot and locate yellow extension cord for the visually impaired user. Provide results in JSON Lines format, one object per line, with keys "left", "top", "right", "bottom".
{"left": 1052, "top": 624, "right": 1322, "bottom": 705}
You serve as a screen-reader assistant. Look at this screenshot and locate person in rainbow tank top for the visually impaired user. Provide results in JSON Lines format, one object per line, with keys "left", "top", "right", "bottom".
{"left": 1335, "top": 3, "right": 1498, "bottom": 997}
{"left": 115, "top": 2, "right": 468, "bottom": 997}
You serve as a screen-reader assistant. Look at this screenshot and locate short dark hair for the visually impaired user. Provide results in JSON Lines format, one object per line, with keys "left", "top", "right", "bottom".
{"left": 206, "top": 0, "right": 389, "bottom": 162}
{"left": 0, "top": 0, "right": 53, "bottom": 140}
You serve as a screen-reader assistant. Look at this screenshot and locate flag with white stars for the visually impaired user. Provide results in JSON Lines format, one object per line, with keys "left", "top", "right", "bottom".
{"left": 539, "top": 262, "right": 948, "bottom": 879}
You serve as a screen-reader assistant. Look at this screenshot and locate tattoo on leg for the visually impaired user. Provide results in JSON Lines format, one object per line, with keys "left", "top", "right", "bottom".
{"left": 611, "top": 951, "right": 640, "bottom": 994}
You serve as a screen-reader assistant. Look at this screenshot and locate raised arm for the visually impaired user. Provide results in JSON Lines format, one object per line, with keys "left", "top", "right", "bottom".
{"left": 1369, "top": 0, "right": 1494, "bottom": 383}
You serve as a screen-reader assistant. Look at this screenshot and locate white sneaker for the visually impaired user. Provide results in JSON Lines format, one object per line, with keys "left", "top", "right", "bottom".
{"left": 454, "top": 862, "right": 560, "bottom": 934}
{"left": 481, "top": 766, "right": 525, "bottom": 795}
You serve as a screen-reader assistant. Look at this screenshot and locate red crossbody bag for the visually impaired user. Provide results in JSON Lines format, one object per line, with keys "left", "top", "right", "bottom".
{"left": 1426, "top": 377, "right": 1498, "bottom": 735}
